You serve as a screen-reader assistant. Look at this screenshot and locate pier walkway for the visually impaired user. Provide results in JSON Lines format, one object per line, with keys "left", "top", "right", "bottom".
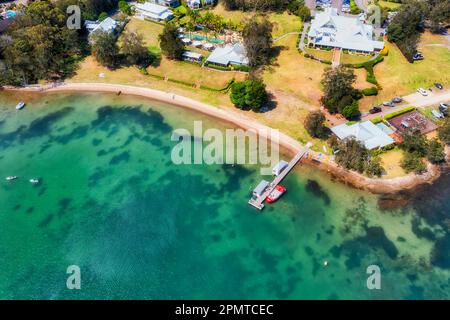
{"left": 248, "top": 143, "right": 312, "bottom": 210}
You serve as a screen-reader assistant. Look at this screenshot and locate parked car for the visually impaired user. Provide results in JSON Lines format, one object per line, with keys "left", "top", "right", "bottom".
{"left": 417, "top": 88, "right": 428, "bottom": 96}
{"left": 383, "top": 101, "right": 395, "bottom": 107}
{"left": 435, "top": 83, "right": 444, "bottom": 90}
{"left": 432, "top": 109, "right": 444, "bottom": 119}
{"left": 440, "top": 102, "right": 449, "bottom": 115}
{"left": 413, "top": 52, "right": 424, "bottom": 61}
{"left": 392, "top": 97, "right": 403, "bottom": 103}
{"left": 369, "top": 107, "right": 382, "bottom": 114}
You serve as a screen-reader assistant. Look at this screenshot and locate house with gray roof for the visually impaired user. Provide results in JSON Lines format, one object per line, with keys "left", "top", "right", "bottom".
{"left": 331, "top": 121, "right": 394, "bottom": 150}
{"left": 205, "top": 43, "right": 249, "bottom": 67}
{"left": 308, "top": 7, "right": 384, "bottom": 53}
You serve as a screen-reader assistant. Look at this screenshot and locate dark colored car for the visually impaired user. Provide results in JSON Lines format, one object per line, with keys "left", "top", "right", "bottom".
{"left": 413, "top": 52, "right": 424, "bottom": 61}
{"left": 435, "top": 83, "right": 444, "bottom": 90}
{"left": 392, "top": 97, "right": 403, "bottom": 103}
{"left": 369, "top": 107, "right": 382, "bottom": 114}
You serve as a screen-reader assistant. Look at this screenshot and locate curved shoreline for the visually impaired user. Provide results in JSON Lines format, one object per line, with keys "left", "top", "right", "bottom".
{"left": 3, "top": 82, "right": 447, "bottom": 194}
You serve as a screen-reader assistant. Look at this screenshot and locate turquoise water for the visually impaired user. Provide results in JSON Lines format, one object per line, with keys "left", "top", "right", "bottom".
{"left": 0, "top": 92, "right": 449, "bottom": 299}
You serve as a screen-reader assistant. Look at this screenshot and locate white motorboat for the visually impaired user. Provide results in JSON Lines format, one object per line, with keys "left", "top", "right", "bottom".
{"left": 29, "top": 178, "right": 39, "bottom": 184}
{"left": 15, "top": 101, "right": 25, "bottom": 110}
{"left": 6, "top": 176, "right": 17, "bottom": 181}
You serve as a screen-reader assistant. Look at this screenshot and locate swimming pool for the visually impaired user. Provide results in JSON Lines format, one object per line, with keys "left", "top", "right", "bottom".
{"left": 376, "top": 122, "right": 394, "bottom": 135}
{"left": 6, "top": 11, "right": 17, "bottom": 19}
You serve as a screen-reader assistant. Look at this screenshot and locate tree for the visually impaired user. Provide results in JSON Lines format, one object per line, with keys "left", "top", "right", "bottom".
{"left": 91, "top": 31, "right": 120, "bottom": 68}
{"left": 387, "top": 1, "right": 424, "bottom": 62}
{"left": 118, "top": 0, "right": 131, "bottom": 15}
{"left": 242, "top": 15, "right": 273, "bottom": 68}
{"left": 400, "top": 129, "right": 428, "bottom": 157}
{"left": 159, "top": 24, "right": 184, "bottom": 60}
{"left": 366, "top": 157, "right": 384, "bottom": 177}
{"left": 98, "top": 12, "right": 108, "bottom": 21}
{"left": 297, "top": 5, "right": 311, "bottom": 22}
{"left": 121, "top": 31, "right": 151, "bottom": 66}
{"left": 321, "top": 66, "right": 360, "bottom": 117}
{"left": 438, "top": 118, "right": 450, "bottom": 145}
{"left": 230, "top": 79, "right": 268, "bottom": 111}
{"left": 341, "top": 100, "right": 360, "bottom": 120}
{"left": 427, "top": 138, "right": 445, "bottom": 164}
{"left": 335, "top": 138, "right": 369, "bottom": 173}
{"left": 401, "top": 151, "right": 427, "bottom": 174}
{"left": 0, "top": 0, "right": 81, "bottom": 86}
{"left": 304, "top": 111, "right": 329, "bottom": 139}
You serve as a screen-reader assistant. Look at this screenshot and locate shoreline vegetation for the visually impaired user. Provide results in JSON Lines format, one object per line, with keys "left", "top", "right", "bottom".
{"left": 3, "top": 82, "right": 448, "bottom": 194}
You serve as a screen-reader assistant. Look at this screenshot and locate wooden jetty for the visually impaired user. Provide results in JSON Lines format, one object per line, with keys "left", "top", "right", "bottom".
{"left": 248, "top": 143, "right": 312, "bottom": 210}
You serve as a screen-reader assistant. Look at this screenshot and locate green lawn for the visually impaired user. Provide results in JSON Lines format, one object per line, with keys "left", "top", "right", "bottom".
{"left": 379, "top": 1, "right": 402, "bottom": 10}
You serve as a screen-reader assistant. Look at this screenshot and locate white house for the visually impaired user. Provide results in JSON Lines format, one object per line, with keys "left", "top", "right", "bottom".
{"left": 135, "top": 2, "right": 174, "bottom": 22}
{"left": 187, "top": 0, "right": 201, "bottom": 9}
{"left": 85, "top": 17, "right": 119, "bottom": 35}
{"left": 331, "top": 121, "right": 394, "bottom": 150}
{"left": 308, "top": 7, "right": 384, "bottom": 53}
{"left": 205, "top": 43, "right": 249, "bottom": 67}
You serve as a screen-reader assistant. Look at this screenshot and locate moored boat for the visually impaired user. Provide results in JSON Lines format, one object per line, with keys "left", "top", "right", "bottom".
{"left": 5, "top": 176, "right": 17, "bottom": 181}
{"left": 29, "top": 178, "right": 39, "bottom": 184}
{"left": 266, "top": 185, "right": 286, "bottom": 203}
{"left": 15, "top": 101, "right": 25, "bottom": 110}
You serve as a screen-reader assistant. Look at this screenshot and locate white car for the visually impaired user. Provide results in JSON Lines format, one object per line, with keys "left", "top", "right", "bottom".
{"left": 417, "top": 88, "right": 428, "bottom": 96}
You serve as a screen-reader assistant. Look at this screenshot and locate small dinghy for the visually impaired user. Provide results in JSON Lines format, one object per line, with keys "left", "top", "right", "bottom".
{"left": 6, "top": 176, "right": 17, "bottom": 181}
{"left": 29, "top": 178, "right": 39, "bottom": 185}
{"left": 16, "top": 102, "right": 25, "bottom": 110}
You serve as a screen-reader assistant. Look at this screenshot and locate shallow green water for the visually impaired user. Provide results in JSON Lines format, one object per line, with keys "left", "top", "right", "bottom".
{"left": 0, "top": 92, "right": 448, "bottom": 299}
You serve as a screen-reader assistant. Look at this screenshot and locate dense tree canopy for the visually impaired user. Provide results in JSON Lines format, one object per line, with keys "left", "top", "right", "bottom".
{"left": 304, "top": 111, "right": 329, "bottom": 139}
{"left": 427, "top": 138, "right": 445, "bottom": 164}
{"left": 321, "top": 67, "right": 361, "bottom": 119}
{"left": 438, "top": 118, "right": 450, "bottom": 145}
{"left": 242, "top": 15, "right": 273, "bottom": 68}
{"left": 400, "top": 129, "right": 428, "bottom": 157}
{"left": 222, "top": 0, "right": 291, "bottom": 12}
{"left": 0, "top": 0, "right": 81, "bottom": 86}
{"left": 91, "top": 30, "right": 120, "bottom": 69}
{"left": 230, "top": 79, "right": 268, "bottom": 111}
{"left": 159, "top": 24, "right": 184, "bottom": 60}
{"left": 401, "top": 151, "right": 427, "bottom": 174}
{"left": 335, "top": 138, "right": 370, "bottom": 173}
{"left": 121, "top": 31, "right": 152, "bottom": 67}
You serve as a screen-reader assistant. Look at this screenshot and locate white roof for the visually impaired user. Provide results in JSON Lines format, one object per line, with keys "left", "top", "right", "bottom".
{"left": 92, "top": 17, "right": 118, "bottom": 34}
{"left": 182, "top": 51, "right": 203, "bottom": 59}
{"left": 253, "top": 180, "right": 269, "bottom": 196}
{"left": 135, "top": 2, "right": 169, "bottom": 15}
{"left": 308, "top": 8, "right": 384, "bottom": 52}
{"left": 331, "top": 121, "right": 394, "bottom": 150}
{"left": 206, "top": 43, "right": 248, "bottom": 66}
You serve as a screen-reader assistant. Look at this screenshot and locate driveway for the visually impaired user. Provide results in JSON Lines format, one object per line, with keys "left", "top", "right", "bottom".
{"left": 362, "top": 88, "right": 450, "bottom": 121}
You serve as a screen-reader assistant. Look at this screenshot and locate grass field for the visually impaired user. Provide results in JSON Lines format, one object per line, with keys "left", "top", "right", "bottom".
{"left": 379, "top": 148, "right": 406, "bottom": 179}
{"left": 358, "top": 32, "right": 450, "bottom": 110}
{"left": 378, "top": 0, "right": 402, "bottom": 10}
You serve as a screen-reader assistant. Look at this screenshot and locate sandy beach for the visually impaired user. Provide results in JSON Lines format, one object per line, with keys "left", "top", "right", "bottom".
{"left": 4, "top": 82, "right": 448, "bottom": 194}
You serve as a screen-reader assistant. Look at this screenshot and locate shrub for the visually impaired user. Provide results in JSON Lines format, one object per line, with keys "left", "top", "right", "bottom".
{"left": 304, "top": 111, "right": 330, "bottom": 139}
{"left": 230, "top": 79, "right": 268, "bottom": 111}
{"left": 401, "top": 152, "right": 427, "bottom": 174}
{"left": 427, "top": 138, "right": 446, "bottom": 163}
{"left": 384, "top": 106, "right": 416, "bottom": 120}
{"left": 366, "top": 157, "right": 385, "bottom": 177}
{"left": 438, "top": 118, "right": 450, "bottom": 145}
{"left": 362, "top": 87, "right": 379, "bottom": 96}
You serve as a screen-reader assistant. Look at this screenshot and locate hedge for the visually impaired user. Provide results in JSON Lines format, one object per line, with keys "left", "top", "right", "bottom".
{"left": 362, "top": 87, "right": 379, "bottom": 96}
{"left": 371, "top": 117, "right": 383, "bottom": 124}
{"left": 384, "top": 106, "right": 416, "bottom": 120}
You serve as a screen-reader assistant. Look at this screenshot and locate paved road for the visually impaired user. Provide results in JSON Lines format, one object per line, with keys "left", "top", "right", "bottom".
{"left": 362, "top": 88, "right": 450, "bottom": 121}
{"left": 298, "top": 22, "right": 310, "bottom": 50}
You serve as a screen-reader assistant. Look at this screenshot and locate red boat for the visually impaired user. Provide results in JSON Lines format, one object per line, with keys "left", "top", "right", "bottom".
{"left": 266, "top": 185, "right": 286, "bottom": 203}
